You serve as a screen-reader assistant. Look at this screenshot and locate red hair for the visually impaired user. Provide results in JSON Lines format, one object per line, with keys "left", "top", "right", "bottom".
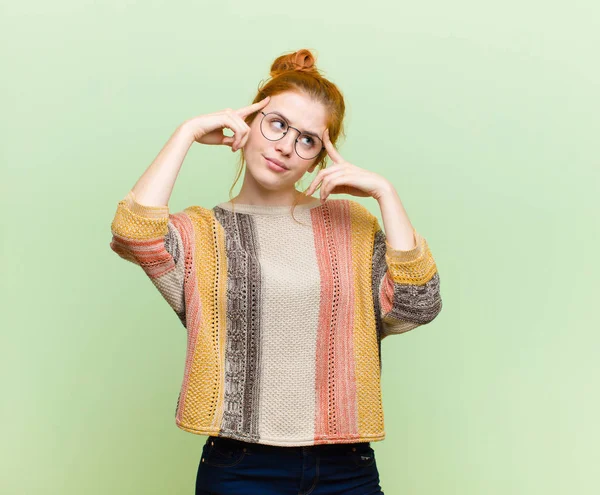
{"left": 228, "top": 48, "right": 346, "bottom": 218}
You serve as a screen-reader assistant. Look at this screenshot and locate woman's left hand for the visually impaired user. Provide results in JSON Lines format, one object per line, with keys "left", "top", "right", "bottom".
{"left": 304, "top": 129, "right": 391, "bottom": 202}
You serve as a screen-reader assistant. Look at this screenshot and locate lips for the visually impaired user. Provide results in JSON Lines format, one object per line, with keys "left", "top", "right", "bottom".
{"left": 264, "top": 156, "right": 288, "bottom": 170}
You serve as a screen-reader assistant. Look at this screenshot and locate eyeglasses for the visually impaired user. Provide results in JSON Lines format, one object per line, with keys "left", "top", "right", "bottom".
{"left": 260, "top": 111, "right": 325, "bottom": 160}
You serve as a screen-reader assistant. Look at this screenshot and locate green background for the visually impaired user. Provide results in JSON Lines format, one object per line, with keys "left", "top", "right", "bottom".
{"left": 2, "top": 1, "right": 598, "bottom": 493}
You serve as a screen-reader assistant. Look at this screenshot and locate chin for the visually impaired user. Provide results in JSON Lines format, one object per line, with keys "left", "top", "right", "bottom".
{"left": 257, "top": 174, "right": 289, "bottom": 190}
{"left": 244, "top": 164, "right": 284, "bottom": 190}
{"left": 246, "top": 154, "right": 287, "bottom": 183}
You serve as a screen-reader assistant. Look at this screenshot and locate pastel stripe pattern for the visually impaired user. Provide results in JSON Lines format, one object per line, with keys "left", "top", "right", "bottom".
{"left": 110, "top": 191, "right": 443, "bottom": 446}
{"left": 312, "top": 201, "right": 359, "bottom": 442}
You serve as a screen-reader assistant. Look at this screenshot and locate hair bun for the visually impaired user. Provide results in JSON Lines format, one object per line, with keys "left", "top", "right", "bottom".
{"left": 270, "top": 49, "right": 320, "bottom": 77}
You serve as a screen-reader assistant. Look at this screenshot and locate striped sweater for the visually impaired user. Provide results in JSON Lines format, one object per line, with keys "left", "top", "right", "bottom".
{"left": 109, "top": 190, "right": 442, "bottom": 447}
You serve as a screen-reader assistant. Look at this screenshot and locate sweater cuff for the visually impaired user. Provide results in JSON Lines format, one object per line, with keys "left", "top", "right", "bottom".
{"left": 384, "top": 229, "right": 438, "bottom": 285}
{"left": 384, "top": 228, "right": 424, "bottom": 263}
{"left": 124, "top": 190, "right": 170, "bottom": 219}
{"left": 111, "top": 190, "right": 170, "bottom": 240}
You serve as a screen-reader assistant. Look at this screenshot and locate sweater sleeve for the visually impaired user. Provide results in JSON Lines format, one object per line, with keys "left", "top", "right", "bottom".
{"left": 109, "top": 190, "right": 187, "bottom": 327}
{"left": 371, "top": 216, "right": 442, "bottom": 339}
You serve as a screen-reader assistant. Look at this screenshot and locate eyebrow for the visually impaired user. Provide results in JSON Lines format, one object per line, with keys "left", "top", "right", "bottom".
{"left": 271, "top": 111, "right": 321, "bottom": 138}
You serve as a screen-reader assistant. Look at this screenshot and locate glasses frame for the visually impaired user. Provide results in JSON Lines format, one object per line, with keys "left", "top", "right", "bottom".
{"left": 259, "top": 111, "right": 325, "bottom": 160}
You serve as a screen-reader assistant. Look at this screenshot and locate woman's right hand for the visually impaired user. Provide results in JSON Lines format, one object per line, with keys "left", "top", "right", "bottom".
{"left": 181, "top": 96, "right": 271, "bottom": 152}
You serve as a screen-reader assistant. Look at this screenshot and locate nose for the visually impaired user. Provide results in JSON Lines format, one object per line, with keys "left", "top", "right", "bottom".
{"left": 274, "top": 130, "right": 297, "bottom": 156}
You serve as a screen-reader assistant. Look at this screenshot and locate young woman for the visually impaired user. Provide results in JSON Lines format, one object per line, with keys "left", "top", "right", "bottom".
{"left": 110, "top": 48, "right": 443, "bottom": 495}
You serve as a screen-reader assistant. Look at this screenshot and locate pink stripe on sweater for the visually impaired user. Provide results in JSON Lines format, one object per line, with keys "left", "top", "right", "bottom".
{"left": 312, "top": 201, "right": 359, "bottom": 442}
{"left": 379, "top": 272, "right": 394, "bottom": 316}
{"left": 109, "top": 235, "right": 176, "bottom": 278}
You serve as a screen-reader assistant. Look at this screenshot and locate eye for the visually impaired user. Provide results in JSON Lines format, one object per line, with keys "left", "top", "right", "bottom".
{"left": 300, "top": 135, "right": 315, "bottom": 146}
{"left": 271, "top": 118, "right": 286, "bottom": 130}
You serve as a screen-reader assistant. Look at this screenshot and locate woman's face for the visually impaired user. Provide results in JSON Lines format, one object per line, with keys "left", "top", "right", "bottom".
{"left": 242, "top": 91, "right": 328, "bottom": 191}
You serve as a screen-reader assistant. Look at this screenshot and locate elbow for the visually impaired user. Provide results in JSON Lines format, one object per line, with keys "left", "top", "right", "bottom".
{"left": 389, "top": 272, "right": 443, "bottom": 325}
{"left": 386, "top": 297, "right": 442, "bottom": 326}
{"left": 418, "top": 279, "right": 443, "bottom": 324}
{"left": 421, "top": 296, "right": 443, "bottom": 324}
{"left": 109, "top": 235, "right": 139, "bottom": 265}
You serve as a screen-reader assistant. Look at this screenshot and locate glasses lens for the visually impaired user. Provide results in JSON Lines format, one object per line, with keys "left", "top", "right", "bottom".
{"left": 261, "top": 113, "right": 287, "bottom": 140}
{"left": 296, "top": 134, "right": 322, "bottom": 160}
{"left": 261, "top": 113, "right": 323, "bottom": 160}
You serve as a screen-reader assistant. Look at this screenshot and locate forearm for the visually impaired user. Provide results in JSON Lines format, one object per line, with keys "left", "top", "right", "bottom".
{"left": 375, "top": 182, "right": 417, "bottom": 251}
{"left": 373, "top": 182, "right": 442, "bottom": 332}
{"left": 130, "top": 124, "right": 195, "bottom": 207}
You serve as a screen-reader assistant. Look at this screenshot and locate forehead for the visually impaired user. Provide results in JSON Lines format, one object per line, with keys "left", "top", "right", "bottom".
{"left": 264, "top": 91, "right": 328, "bottom": 133}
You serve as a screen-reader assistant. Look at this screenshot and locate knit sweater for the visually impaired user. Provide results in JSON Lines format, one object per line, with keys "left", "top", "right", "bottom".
{"left": 109, "top": 190, "right": 442, "bottom": 447}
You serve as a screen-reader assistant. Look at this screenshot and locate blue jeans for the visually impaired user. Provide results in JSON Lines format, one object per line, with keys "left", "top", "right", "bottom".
{"left": 196, "top": 435, "right": 385, "bottom": 495}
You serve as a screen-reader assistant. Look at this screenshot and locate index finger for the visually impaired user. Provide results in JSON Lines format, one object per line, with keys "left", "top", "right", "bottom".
{"left": 323, "top": 128, "right": 344, "bottom": 163}
{"left": 236, "top": 96, "right": 271, "bottom": 118}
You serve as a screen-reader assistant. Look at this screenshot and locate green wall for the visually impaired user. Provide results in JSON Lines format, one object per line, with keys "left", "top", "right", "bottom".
{"left": 2, "top": 1, "right": 598, "bottom": 493}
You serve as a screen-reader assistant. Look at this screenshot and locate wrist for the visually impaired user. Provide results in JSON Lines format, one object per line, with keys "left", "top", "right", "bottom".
{"left": 373, "top": 180, "right": 396, "bottom": 202}
{"left": 176, "top": 121, "right": 198, "bottom": 145}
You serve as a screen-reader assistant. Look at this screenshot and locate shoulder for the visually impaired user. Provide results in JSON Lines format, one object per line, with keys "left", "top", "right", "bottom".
{"left": 181, "top": 204, "right": 217, "bottom": 218}
{"left": 167, "top": 205, "right": 222, "bottom": 232}
{"left": 324, "top": 198, "right": 378, "bottom": 230}
{"left": 321, "top": 198, "right": 372, "bottom": 214}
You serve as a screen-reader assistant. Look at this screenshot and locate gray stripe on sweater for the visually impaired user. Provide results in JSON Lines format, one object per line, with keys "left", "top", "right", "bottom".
{"left": 213, "top": 207, "right": 263, "bottom": 442}
{"left": 372, "top": 228, "right": 443, "bottom": 334}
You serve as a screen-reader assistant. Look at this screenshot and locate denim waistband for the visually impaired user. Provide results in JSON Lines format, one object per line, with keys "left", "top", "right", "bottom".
{"left": 207, "top": 435, "right": 371, "bottom": 454}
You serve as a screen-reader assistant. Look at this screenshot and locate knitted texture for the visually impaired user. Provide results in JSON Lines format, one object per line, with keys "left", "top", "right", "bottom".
{"left": 110, "top": 190, "right": 443, "bottom": 446}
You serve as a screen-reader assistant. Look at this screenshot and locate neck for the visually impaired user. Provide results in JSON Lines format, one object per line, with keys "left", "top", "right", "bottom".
{"left": 234, "top": 177, "right": 310, "bottom": 207}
